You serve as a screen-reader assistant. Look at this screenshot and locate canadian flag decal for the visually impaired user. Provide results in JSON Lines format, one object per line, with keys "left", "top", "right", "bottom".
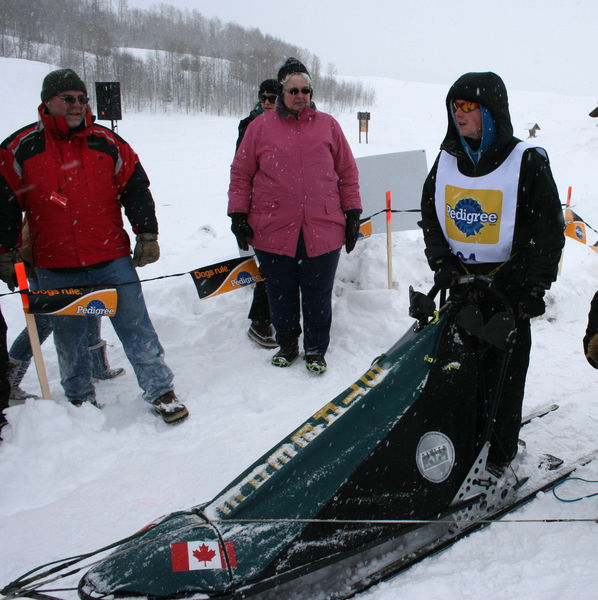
{"left": 171, "top": 540, "right": 237, "bottom": 572}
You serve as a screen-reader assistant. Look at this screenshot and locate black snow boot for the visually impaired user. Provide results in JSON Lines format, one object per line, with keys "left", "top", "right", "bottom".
{"left": 304, "top": 354, "right": 327, "bottom": 375}
{"left": 271, "top": 332, "right": 299, "bottom": 367}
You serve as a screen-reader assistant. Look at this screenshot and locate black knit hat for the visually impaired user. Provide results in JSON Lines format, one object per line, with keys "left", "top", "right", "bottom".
{"left": 277, "top": 57, "right": 310, "bottom": 84}
{"left": 258, "top": 79, "right": 281, "bottom": 96}
{"left": 41, "top": 68, "right": 87, "bottom": 102}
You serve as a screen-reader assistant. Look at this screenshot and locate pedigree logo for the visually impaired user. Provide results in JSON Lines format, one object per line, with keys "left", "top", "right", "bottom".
{"left": 444, "top": 185, "right": 502, "bottom": 244}
{"left": 74, "top": 299, "right": 115, "bottom": 317}
{"left": 230, "top": 270, "right": 260, "bottom": 287}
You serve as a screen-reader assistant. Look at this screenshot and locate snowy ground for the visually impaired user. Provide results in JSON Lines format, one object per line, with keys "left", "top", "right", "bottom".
{"left": 1, "top": 56, "right": 598, "bottom": 599}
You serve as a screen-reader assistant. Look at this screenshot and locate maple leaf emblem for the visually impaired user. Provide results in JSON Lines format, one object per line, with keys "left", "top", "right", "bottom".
{"left": 192, "top": 543, "right": 217, "bottom": 566}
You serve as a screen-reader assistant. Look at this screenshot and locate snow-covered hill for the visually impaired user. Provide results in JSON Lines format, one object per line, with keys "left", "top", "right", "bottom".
{"left": 1, "top": 56, "right": 598, "bottom": 600}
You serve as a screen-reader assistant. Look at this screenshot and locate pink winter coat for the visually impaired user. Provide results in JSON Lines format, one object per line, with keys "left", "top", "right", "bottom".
{"left": 228, "top": 104, "right": 362, "bottom": 258}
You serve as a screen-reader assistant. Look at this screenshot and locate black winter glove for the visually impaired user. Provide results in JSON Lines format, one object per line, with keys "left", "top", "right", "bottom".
{"left": 344, "top": 209, "right": 362, "bottom": 253}
{"left": 230, "top": 213, "right": 253, "bottom": 251}
{"left": 0, "top": 251, "right": 18, "bottom": 291}
{"left": 133, "top": 233, "right": 160, "bottom": 267}
{"left": 518, "top": 286, "right": 546, "bottom": 319}
{"left": 432, "top": 259, "right": 460, "bottom": 289}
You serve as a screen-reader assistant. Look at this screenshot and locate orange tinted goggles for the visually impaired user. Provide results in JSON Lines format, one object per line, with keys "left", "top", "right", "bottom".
{"left": 451, "top": 100, "right": 480, "bottom": 113}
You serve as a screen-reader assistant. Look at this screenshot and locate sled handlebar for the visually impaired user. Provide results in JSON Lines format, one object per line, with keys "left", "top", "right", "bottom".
{"left": 426, "top": 273, "right": 513, "bottom": 315}
{"left": 436, "top": 273, "right": 514, "bottom": 316}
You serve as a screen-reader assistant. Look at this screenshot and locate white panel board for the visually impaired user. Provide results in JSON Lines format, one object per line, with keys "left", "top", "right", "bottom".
{"left": 356, "top": 150, "right": 428, "bottom": 233}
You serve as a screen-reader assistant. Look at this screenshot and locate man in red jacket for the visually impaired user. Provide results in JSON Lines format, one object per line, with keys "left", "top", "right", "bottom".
{"left": 0, "top": 69, "right": 188, "bottom": 424}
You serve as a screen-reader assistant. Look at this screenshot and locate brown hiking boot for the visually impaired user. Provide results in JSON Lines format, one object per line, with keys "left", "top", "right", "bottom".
{"left": 248, "top": 321, "right": 278, "bottom": 348}
{"left": 152, "top": 391, "right": 189, "bottom": 424}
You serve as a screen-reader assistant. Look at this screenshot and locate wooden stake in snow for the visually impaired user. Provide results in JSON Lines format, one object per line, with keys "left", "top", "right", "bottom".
{"left": 14, "top": 262, "right": 51, "bottom": 400}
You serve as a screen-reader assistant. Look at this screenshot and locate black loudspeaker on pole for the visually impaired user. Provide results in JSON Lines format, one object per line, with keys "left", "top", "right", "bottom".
{"left": 95, "top": 82, "right": 122, "bottom": 131}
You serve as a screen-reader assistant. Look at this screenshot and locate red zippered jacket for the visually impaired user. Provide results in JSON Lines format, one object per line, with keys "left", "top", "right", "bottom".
{"left": 1, "top": 104, "right": 157, "bottom": 268}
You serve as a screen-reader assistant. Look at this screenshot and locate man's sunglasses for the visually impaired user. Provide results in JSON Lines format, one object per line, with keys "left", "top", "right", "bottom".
{"left": 58, "top": 95, "right": 89, "bottom": 105}
{"left": 451, "top": 100, "right": 479, "bottom": 113}
{"left": 285, "top": 87, "right": 312, "bottom": 95}
{"left": 260, "top": 94, "right": 277, "bottom": 103}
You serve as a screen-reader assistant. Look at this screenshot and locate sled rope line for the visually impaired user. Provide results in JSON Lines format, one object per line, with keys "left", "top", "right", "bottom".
{"left": 212, "top": 516, "right": 598, "bottom": 525}
{"left": 0, "top": 271, "right": 191, "bottom": 298}
{"left": 366, "top": 207, "right": 421, "bottom": 219}
{"left": 552, "top": 477, "right": 598, "bottom": 502}
{"left": 6, "top": 507, "right": 595, "bottom": 600}
{"left": 1, "top": 517, "right": 207, "bottom": 600}
{"left": 0, "top": 208, "right": 422, "bottom": 299}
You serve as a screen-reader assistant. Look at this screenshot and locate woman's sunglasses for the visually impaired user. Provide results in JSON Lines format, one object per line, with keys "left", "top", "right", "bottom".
{"left": 260, "top": 94, "right": 277, "bottom": 103}
{"left": 285, "top": 87, "right": 312, "bottom": 95}
{"left": 451, "top": 100, "right": 479, "bottom": 113}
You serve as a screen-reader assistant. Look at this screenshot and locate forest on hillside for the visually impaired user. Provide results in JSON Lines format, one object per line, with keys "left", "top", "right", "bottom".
{"left": 0, "top": 0, "right": 375, "bottom": 115}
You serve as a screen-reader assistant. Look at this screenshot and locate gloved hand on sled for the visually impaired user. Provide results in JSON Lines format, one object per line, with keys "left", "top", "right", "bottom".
{"left": 585, "top": 333, "right": 598, "bottom": 368}
{"left": 344, "top": 209, "right": 362, "bottom": 253}
{"left": 517, "top": 286, "right": 545, "bottom": 319}
{"left": 230, "top": 213, "right": 253, "bottom": 251}
{"left": 432, "top": 258, "right": 460, "bottom": 289}
{"left": 0, "top": 251, "right": 18, "bottom": 291}
{"left": 133, "top": 233, "right": 160, "bottom": 267}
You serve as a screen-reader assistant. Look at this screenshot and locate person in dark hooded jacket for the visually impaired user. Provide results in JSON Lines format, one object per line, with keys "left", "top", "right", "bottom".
{"left": 419, "top": 71, "right": 564, "bottom": 474}
{"left": 234, "top": 79, "right": 281, "bottom": 349}
{"left": 583, "top": 293, "right": 598, "bottom": 368}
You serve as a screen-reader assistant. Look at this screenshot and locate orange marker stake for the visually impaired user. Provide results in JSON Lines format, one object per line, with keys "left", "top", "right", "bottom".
{"left": 386, "top": 191, "right": 393, "bottom": 289}
{"left": 14, "top": 262, "right": 51, "bottom": 399}
{"left": 558, "top": 189, "right": 571, "bottom": 277}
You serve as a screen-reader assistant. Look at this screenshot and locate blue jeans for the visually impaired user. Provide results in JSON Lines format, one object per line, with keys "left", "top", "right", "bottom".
{"left": 10, "top": 315, "right": 104, "bottom": 363}
{"left": 9, "top": 314, "right": 54, "bottom": 363}
{"left": 35, "top": 256, "right": 174, "bottom": 403}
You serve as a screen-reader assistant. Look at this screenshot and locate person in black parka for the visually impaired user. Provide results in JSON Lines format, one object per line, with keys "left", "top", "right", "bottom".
{"left": 233, "top": 78, "right": 281, "bottom": 349}
{"left": 0, "top": 154, "right": 21, "bottom": 438}
{"left": 419, "top": 71, "right": 565, "bottom": 473}
{"left": 584, "top": 293, "right": 598, "bottom": 368}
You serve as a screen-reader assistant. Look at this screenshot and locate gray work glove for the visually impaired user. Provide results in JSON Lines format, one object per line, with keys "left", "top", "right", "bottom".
{"left": 133, "top": 233, "right": 160, "bottom": 267}
{"left": 0, "top": 251, "right": 18, "bottom": 291}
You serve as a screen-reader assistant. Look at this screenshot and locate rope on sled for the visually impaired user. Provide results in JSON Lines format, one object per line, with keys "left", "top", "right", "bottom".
{"left": 0, "top": 514, "right": 202, "bottom": 600}
{"left": 0, "top": 206, "right": 421, "bottom": 299}
{"left": 211, "top": 516, "right": 598, "bottom": 525}
{"left": 552, "top": 477, "right": 598, "bottom": 503}
{"left": 0, "top": 270, "right": 191, "bottom": 298}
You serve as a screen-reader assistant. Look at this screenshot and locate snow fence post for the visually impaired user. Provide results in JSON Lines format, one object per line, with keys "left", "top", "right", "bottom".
{"left": 14, "top": 262, "right": 51, "bottom": 399}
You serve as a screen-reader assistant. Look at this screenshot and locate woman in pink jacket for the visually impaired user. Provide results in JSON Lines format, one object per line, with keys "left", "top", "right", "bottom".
{"left": 228, "top": 58, "right": 362, "bottom": 374}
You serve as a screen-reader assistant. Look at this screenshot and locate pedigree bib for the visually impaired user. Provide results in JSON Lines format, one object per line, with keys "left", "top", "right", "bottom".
{"left": 435, "top": 142, "right": 536, "bottom": 264}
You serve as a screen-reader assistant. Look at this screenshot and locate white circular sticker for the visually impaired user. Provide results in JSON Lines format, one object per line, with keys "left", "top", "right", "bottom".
{"left": 416, "top": 431, "right": 455, "bottom": 483}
